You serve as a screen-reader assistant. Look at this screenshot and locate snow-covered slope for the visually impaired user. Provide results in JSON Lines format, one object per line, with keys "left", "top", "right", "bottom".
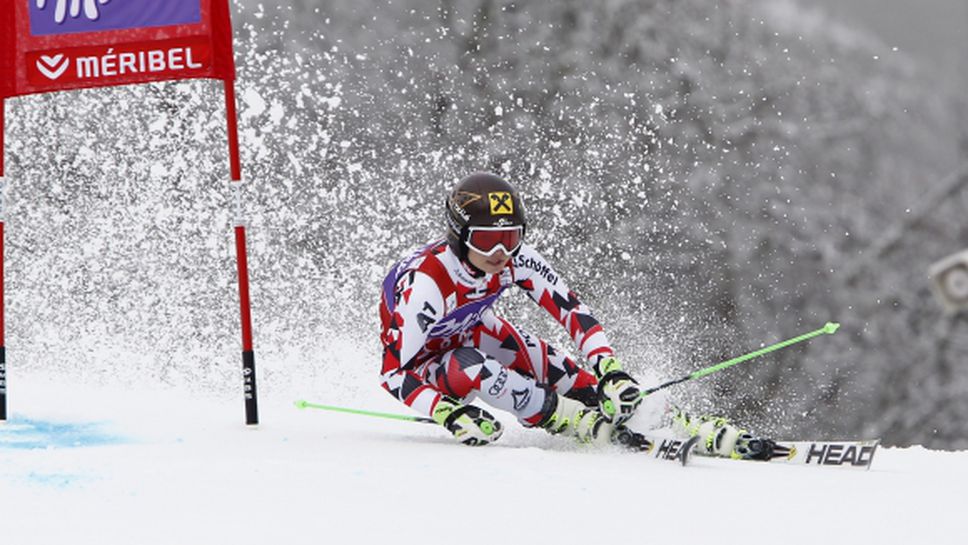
{"left": 1, "top": 370, "right": 964, "bottom": 545}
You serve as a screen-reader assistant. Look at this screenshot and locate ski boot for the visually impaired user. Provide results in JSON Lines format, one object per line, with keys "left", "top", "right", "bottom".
{"left": 609, "top": 424, "right": 657, "bottom": 452}
{"left": 540, "top": 393, "right": 682, "bottom": 453}
{"left": 671, "top": 406, "right": 777, "bottom": 460}
{"left": 538, "top": 393, "right": 613, "bottom": 446}
{"left": 432, "top": 397, "right": 504, "bottom": 446}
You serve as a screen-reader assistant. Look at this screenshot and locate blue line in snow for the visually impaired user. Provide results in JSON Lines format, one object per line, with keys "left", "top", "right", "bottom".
{"left": 0, "top": 418, "right": 126, "bottom": 450}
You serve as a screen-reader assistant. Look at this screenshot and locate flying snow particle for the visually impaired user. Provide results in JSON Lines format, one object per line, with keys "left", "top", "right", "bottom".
{"left": 241, "top": 88, "right": 267, "bottom": 118}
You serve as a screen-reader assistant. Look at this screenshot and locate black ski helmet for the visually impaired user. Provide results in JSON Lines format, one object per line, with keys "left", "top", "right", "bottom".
{"left": 445, "top": 172, "right": 527, "bottom": 259}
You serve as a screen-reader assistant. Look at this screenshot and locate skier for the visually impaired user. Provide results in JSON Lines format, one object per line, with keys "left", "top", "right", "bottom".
{"left": 379, "top": 172, "right": 774, "bottom": 458}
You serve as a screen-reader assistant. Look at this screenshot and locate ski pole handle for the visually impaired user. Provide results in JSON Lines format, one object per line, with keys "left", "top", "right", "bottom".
{"left": 294, "top": 399, "right": 437, "bottom": 424}
{"left": 640, "top": 322, "right": 840, "bottom": 398}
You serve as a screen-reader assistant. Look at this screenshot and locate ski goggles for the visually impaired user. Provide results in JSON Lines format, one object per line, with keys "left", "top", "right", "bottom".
{"left": 465, "top": 225, "right": 524, "bottom": 256}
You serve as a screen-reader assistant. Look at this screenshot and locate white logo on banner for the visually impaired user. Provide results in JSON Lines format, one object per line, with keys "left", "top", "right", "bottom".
{"left": 36, "top": 0, "right": 112, "bottom": 25}
{"left": 36, "top": 54, "right": 70, "bottom": 80}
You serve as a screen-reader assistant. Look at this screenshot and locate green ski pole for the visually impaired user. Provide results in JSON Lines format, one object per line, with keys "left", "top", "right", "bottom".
{"left": 639, "top": 322, "right": 840, "bottom": 398}
{"left": 294, "top": 399, "right": 437, "bottom": 424}
{"left": 295, "top": 324, "right": 840, "bottom": 420}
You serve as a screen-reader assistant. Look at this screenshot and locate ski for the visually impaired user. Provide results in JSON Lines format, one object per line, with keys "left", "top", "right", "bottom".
{"left": 766, "top": 439, "right": 880, "bottom": 470}
{"left": 648, "top": 434, "right": 699, "bottom": 466}
{"left": 712, "top": 439, "right": 880, "bottom": 470}
{"left": 665, "top": 406, "right": 879, "bottom": 470}
{"left": 612, "top": 426, "right": 699, "bottom": 466}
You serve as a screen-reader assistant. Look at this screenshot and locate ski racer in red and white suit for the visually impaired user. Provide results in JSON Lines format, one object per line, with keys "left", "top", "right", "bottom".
{"left": 380, "top": 240, "right": 611, "bottom": 426}
{"left": 378, "top": 173, "right": 643, "bottom": 447}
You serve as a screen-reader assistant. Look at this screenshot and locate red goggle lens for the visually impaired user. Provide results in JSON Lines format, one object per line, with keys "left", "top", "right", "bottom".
{"left": 466, "top": 227, "right": 523, "bottom": 255}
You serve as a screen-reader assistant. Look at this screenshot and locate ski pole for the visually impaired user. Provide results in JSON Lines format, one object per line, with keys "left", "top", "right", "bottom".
{"left": 296, "top": 323, "right": 840, "bottom": 419}
{"left": 294, "top": 399, "right": 436, "bottom": 424}
{"left": 639, "top": 322, "right": 840, "bottom": 398}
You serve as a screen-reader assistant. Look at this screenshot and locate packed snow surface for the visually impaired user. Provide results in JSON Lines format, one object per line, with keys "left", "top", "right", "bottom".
{"left": 1, "top": 372, "right": 964, "bottom": 545}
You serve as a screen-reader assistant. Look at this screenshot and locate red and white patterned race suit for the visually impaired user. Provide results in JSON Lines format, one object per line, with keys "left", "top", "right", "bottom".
{"left": 379, "top": 240, "right": 614, "bottom": 425}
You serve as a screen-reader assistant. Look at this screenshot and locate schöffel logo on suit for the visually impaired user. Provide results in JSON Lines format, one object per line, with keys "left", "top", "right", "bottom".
{"left": 29, "top": 0, "right": 202, "bottom": 36}
{"left": 26, "top": 37, "right": 212, "bottom": 86}
{"left": 514, "top": 255, "right": 558, "bottom": 286}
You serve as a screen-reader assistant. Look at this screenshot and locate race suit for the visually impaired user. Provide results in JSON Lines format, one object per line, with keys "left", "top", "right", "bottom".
{"left": 380, "top": 240, "right": 615, "bottom": 426}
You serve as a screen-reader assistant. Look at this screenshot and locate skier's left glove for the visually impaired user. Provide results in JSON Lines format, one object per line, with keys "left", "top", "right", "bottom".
{"left": 594, "top": 356, "right": 642, "bottom": 424}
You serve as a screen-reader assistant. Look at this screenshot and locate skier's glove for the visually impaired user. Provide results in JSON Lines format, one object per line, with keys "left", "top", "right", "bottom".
{"left": 594, "top": 356, "right": 642, "bottom": 424}
{"left": 431, "top": 397, "right": 503, "bottom": 446}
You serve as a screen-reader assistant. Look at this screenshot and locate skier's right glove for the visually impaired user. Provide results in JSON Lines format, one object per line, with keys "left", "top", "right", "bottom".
{"left": 431, "top": 397, "right": 503, "bottom": 446}
{"left": 594, "top": 356, "right": 642, "bottom": 424}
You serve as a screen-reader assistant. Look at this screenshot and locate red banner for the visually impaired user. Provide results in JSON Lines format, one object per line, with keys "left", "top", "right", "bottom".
{"left": 0, "top": 0, "right": 236, "bottom": 99}
{"left": 0, "top": 0, "right": 257, "bottom": 427}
